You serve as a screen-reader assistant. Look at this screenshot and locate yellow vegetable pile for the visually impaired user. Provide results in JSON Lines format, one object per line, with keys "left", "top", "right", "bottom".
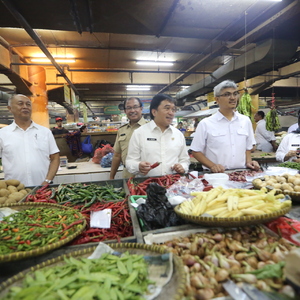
{"left": 0, "top": 179, "right": 31, "bottom": 204}
{"left": 177, "top": 187, "right": 291, "bottom": 218}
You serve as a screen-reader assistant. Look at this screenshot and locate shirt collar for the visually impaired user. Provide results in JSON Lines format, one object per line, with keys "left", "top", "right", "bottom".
{"left": 12, "top": 120, "right": 37, "bottom": 131}
{"left": 149, "top": 120, "right": 173, "bottom": 133}
{"left": 126, "top": 116, "right": 146, "bottom": 128}
{"left": 215, "top": 110, "right": 238, "bottom": 121}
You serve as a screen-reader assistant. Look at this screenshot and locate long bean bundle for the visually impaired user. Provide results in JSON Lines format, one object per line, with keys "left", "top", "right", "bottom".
{"left": 236, "top": 91, "right": 253, "bottom": 120}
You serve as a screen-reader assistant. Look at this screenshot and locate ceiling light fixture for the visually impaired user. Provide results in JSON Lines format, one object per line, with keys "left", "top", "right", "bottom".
{"left": 30, "top": 54, "right": 76, "bottom": 63}
{"left": 31, "top": 58, "right": 76, "bottom": 63}
{"left": 136, "top": 60, "right": 174, "bottom": 66}
{"left": 126, "top": 87, "right": 151, "bottom": 91}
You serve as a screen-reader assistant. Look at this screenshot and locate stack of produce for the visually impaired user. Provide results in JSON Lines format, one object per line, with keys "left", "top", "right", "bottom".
{"left": 2, "top": 252, "right": 152, "bottom": 300}
{"left": 0, "top": 207, "right": 85, "bottom": 254}
{"left": 278, "top": 162, "right": 300, "bottom": 171}
{"left": 253, "top": 174, "right": 300, "bottom": 193}
{"left": 127, "top": 174, "right": 181, "bottom": 195}
{"left": 25, "top": 184, "right": 133, "bottom": 245}
{"left": 0, "top": 179, "right": 31, "bottom": 204}
{"left": 25, "top": 183, "right": 126, "bottom": 205}
{"left": 69, "top": 199, "right": 133, "bottom": 245}
{"left": 177, "top": 186, "right": 291, "bottom": 218}
{"left": 160, "top": 226, "right": 297, "bottom": 299}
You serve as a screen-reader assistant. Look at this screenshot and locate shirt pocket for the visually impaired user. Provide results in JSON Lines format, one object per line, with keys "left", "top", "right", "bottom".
{"left": 33, "top": 134, "right": 49, "bottom": 154}
{"left": 237, "top": 128, "right": 249, "bottom": 142}
{"left": 118, "top": 135, "right": 128, "bottom": 152}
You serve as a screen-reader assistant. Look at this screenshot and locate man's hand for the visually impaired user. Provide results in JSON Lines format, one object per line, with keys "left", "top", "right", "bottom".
{"left": 246, "top": 160, "right": 260, "bottom": 171}
{"left": 139, "top": 161, "right": 151, "bottom": 175}
{"left": 171, "top": 163, "right": 185, "bottom": 174}
{"left": 210, "top": 164, "right": 225, "bottom": 173}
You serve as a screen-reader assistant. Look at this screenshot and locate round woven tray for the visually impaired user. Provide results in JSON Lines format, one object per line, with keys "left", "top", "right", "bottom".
{"left": 0, "top": 243, "right": 186, "bottom": 300}
{"left": 252, "top": 178, "right": 300, "bottom": 202}
{"left": 174, "top": 205, "right": 291, "bottom": 227}
{"left": 0, "top": 202, "right": 86, "bottom": 263}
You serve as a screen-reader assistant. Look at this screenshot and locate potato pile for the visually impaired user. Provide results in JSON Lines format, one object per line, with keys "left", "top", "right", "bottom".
{"left": 0, "top": 179, "right": 31, "bottom": 204}
{"left": 253, "top": 174, "right": 300, "bottom": 193}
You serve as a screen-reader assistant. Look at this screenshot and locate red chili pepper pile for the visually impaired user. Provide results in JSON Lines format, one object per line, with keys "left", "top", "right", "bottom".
{"left": 127, "top": 174, "right": 182, "bottom": 195}
{"left": 67, "top": 199, "right": 133, "bottom": 245}
{"left": 266, "top": 217, "right": 300, "bottom": 246}
{"left": 25, "top": 185, "right": 57, "bottom": 203}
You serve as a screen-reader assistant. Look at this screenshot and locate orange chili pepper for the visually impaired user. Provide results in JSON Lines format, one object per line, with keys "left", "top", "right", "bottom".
{"left": 74, "top": 214, "right": 79, "bottom": 219}
{"left": 15, "top": 235, "right": 21, "bottom": 240}
{"left": 29, "top": 228, "right": 35, "bottom": 231}
{"left": 3, "top": 236, "right": 11, "bottom": 240}
{"left": 12, "top": 228, "right": 19, "bottom": 232}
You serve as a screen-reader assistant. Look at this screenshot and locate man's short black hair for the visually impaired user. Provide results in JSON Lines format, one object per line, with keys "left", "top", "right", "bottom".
{"left": 257, "top": 111, "right": 265, "bottom": 119}
{"left": 150, "top": 94, "right": 175, "bottom": 120}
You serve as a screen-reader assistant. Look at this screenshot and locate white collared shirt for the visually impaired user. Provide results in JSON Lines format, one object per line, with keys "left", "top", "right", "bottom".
{"left": 0, "top": 121, "right": 59, "bottom": 186}
{"left": 276, "top": 133, "right": 300, "bottom": 162}
{"left": 126, "top": 120, "right": 190, "bottom": 176}
{"left": 255, "top": 119, "right": 275, "bottom": 152}
{"left": 190, "top": 110, "right": 254, "bottom": 169}
{"left": 288, "top": 123, "right": 298, "bottom": 133}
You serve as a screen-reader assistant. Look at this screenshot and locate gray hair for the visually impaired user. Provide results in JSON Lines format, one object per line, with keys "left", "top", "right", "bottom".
{"left": 8, "top": 94, "right": 30, "bottom": 106}
{"left": 213, "top": 80, "right": 237, "bottom": 97}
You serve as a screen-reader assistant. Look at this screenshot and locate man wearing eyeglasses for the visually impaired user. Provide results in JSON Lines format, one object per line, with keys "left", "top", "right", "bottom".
{"left": 109, "top": 97, "right": 147, "bottom": 179}
{"left": 190, "top": 80, "right": 260, "bottom": 173}
{"left": 126, "top": 94, "right": 190, "bottom": 177}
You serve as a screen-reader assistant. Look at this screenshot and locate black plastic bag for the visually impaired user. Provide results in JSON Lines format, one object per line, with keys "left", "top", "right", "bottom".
{"left": 136, "top": 182, "right": 185, "bottom": 231}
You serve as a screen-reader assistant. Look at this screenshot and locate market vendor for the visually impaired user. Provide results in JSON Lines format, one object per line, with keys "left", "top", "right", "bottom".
{"left": 276, "top": 116, "right": 300, "bottom": 162}
{"left": 190, "top": 80, "right": 260, "bottom": 173}
{"left": 0, "top": 94, "right": 60, "bottom": 186}
{"left": 254, "top": 111, "right": 278, "bottom": 152}
{"left": 126, "top": 93, "right": 190, "bottom": 177}
{"left": 109, "top": 97, "right": 147, "bottom": 179}
{"left": 51, "top": 117, "right": 69, "bottom": 135}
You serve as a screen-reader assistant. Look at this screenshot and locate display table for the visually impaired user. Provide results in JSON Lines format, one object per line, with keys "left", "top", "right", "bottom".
{"left": 0, "top": 161, "right": 123, "bottom": 184}
{"left": 251, "top": 150, "right": 277, "bottom": 167}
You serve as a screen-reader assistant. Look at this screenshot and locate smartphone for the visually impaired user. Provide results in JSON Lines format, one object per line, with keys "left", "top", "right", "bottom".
{"left": 67, "top": 165, "right": 77, "bottom": 169}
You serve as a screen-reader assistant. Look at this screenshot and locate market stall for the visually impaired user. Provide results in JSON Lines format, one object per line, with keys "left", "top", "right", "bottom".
{"left": 1, "top": 165, "right": 300, "bottom": 299}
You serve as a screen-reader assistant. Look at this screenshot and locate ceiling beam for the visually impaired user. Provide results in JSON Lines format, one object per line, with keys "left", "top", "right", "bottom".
{"left": 1, "top": 0, "right": 80, "bottom": 96}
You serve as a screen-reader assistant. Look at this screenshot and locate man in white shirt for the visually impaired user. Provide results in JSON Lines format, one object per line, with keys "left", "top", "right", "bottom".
{"left": 254, "top": 111, "right": 278, "bottom": 152}
{"left": 126, "top": 94, "right": 190, "bottom": 177}
{"left": 0, "top": 94, "right": 60, "bottom": 186}
{"left": 190, "top": 80, "right": 260, "bottom": 173}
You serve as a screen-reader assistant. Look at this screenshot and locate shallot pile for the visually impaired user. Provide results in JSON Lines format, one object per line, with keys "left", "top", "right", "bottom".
{"left": 160, "top": 226, "right": 297, "bottom": 300}
{"left": 227, "top": 170, "right": 262, "bottom": 182}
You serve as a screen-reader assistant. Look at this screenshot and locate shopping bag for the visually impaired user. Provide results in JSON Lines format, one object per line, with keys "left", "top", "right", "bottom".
{"left": 81, "top": 135, "right": 93, "bottom": 154}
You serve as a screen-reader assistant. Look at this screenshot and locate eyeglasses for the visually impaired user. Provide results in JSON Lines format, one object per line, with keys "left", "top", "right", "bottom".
{"left": 125, "top": 105, "right": 142, "bottom": 111}
{"left": 217, "top": 91, "right": 240, "bottom": 98}
{"left": 163, "top": 106, "right": 177, "bottom": 113}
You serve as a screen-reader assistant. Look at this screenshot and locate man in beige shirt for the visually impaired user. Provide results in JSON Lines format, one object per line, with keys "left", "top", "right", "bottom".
{"left": 109, "top": 97, "right": 147, "bottom": 179}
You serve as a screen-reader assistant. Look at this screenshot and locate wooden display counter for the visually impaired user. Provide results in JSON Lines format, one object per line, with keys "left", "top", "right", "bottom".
{"left": 54, "top": 131, "right": 118, "bottom": 162}
{"left": 251, "top": 150, "right": 277, "bottom": 166}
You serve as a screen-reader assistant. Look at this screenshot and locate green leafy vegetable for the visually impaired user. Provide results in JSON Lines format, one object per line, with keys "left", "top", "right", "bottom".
{"left": 248, "top": 261, "right": 285, "bottom": 279}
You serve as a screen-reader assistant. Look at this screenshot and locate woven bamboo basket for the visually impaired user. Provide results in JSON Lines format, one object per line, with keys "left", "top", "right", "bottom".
{"left": 252, "top": 177, "right": 300, "bottom": 202}
{"left": 0, "top": 243, "right": 186, "bottom": 300}
{"left": 174, "top": 205, "right": 291, "bottom": 227}
{"left": 0, "top": 202, "right": 86, "bottom": 263}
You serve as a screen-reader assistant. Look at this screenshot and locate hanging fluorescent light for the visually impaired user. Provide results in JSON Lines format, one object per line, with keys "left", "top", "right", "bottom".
{"left": 136, "top": 60, "right": 174, "bottom": 66}
{"left": 126, "top": 85, "right": 151, "bottom": 91}
{"left": 31, "top": 58, "right": 76, "bottom": 63}
{"left": 30, "top": 54, "right": 76, "bottom": 63}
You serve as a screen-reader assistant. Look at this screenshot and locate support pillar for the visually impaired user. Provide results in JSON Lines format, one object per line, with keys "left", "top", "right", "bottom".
{"left": 28, "top": 66, "right": 49, "bottom": 128}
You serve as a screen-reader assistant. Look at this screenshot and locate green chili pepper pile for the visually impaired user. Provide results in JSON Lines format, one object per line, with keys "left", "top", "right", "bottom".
{"left": 26, "top": 183, "right": 126, "bottom": 207}
{"left": 3, "top": 252, "right": 153, "bottom": 300}
{"left": 0, "top": 207, "right": 85, "bottom": 254}
{"left": 278, "top": 161, "right": 300, "bottom": 170}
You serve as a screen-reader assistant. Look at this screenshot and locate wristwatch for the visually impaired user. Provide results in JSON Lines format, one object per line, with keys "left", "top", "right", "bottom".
{"left": 44, "top": 179, "right": 53, "bottom": 184}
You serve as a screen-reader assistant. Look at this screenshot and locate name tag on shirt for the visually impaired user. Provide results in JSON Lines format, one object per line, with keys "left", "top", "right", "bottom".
{"left": 120, "top": 133, "right": 126, "bottom": 136}
{"left": 291, "top": 144, "right": 300, "bottom": 147}
{"left": 147, "top": 138, "right": 157, "bottom": 141}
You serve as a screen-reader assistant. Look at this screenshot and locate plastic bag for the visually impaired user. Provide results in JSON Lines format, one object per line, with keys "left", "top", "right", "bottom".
{"left": 136, "top": 183, "right": 185, "bottom": 231}
{"left": 166, "top": 177, "right": 204, "bottom": 204}
{"left": 100, "top": 152, "right": 114, "bottom": 168}
{"left": 92, "top": 144, "right": 114, "bottom": 164}
{"left": 81, "top": 135, "right": 93, "bottom": 154}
